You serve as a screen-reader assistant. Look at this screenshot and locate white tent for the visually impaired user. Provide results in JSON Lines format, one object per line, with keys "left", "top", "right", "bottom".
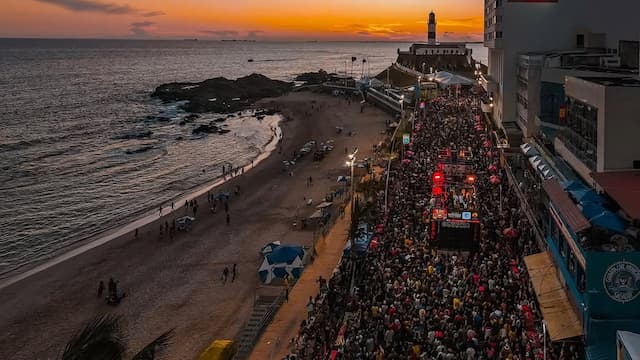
{"left": 430, "top": 71, "right": 474, "bottom": 88}
{"left": 520, "top": 143, "right": 539, "bottom": 157}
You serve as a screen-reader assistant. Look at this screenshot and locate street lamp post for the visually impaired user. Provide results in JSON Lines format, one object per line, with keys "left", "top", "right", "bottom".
{"left": 347, "top": 148, "right": 358, "bottom": 215}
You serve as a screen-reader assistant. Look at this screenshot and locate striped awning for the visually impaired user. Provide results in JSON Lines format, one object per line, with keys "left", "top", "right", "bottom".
{"left": 524, "top": 251, "right": 584, "bottom": 341}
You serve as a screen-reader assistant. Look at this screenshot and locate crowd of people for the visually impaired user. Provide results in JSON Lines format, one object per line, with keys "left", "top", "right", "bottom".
{"left": 285, "top": 90, "right": 583, "bottom": 359}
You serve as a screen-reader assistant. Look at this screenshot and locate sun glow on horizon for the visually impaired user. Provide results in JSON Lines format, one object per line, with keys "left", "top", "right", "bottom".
{"left": 1, "top": 0, "right": 483, "bottom": 41}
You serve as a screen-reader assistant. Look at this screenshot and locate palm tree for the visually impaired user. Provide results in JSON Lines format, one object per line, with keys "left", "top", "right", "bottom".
{"left": 61, "top": 315, "right": 174, "bottom": 360}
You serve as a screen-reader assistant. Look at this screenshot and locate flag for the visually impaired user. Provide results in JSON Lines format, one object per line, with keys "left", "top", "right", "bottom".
{"left": 351, "top": 56, "right": 357, "bottom": 62}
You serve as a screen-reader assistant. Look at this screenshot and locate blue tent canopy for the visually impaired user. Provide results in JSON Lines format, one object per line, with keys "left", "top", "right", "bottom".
{"left": 260, "top": 241, "right": 281, "bottom": 255}
{"left": 574, "top": 189, "right": 602, "bottom": 203}
{"left": 579, "top": 202, "right": 605, "bottom": 219}
{"left": 267, "top": 244, "right": 305, "bottom": 264}
{"left": 589, "top": 211, "right": 627, "bottom": 234}
{"left": 258, "top": 243, "right": 306, "bottom": 284}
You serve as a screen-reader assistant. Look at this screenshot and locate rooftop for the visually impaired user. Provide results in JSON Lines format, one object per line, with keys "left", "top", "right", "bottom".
{"left": 411, "top": 42, "right": 468, "bottom": 48}
{"left": 577, "top": 76, "right": 640, "bottom": 87}
{"left": 591, "top": 171, "right": 640, "bottom": 220}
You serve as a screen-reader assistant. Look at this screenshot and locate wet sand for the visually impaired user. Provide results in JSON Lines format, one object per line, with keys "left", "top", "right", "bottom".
{"left": 0, "top": 91, "right": 390, "bottom": 360}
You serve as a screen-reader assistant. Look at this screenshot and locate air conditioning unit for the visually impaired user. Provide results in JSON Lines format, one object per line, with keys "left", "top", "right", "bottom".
{"left": 625, "top": 227, "right": 640, "bottom": 240}
{"left": 600, "top": 56, "right": 621, "bottom": 68}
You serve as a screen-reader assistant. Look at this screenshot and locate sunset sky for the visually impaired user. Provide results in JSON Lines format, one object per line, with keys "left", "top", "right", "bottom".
{"left": 1, "top": 0, "right": 483, "bottom": 41}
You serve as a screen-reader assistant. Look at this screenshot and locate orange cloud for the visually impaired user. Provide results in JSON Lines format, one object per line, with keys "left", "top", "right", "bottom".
{"left": 2, "top": 0, "right": 483, "bottom": 40}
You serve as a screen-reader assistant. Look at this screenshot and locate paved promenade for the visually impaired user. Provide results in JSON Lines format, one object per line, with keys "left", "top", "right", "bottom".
{"left": 248, "top": 202, "right": 352, "bottom": 360}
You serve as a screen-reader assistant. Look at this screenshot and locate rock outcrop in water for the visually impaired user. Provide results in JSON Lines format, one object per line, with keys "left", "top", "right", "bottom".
{"left": 294, "top": 69, "right": 338, "bottom": 85}
{"left": 152, "top": 73, "right": 293, "bottom": 113}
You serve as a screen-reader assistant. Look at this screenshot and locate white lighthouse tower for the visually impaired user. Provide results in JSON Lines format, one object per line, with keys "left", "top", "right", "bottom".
{"left": 428, "top": 11, "right": 436, "bottom": 44}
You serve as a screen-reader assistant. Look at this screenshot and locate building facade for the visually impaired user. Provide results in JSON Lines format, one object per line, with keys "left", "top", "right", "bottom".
{"left": 516, "top": 49, "right": 638, "bottom": 139}
{"left": 555, "top": 76, "right": 640, "bottom": 181}
{"left": 483, "top": 0, "right": 640, "bottom": 138}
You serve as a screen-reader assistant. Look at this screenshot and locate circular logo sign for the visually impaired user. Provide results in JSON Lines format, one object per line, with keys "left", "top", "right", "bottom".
{"left": 603, "top": 261, "right": 640, "bottom": 303}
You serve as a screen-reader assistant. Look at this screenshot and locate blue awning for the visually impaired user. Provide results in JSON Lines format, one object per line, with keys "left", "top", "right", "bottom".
{"left": 579, "top": 202, "right": 606, "bottom": 219}
{"left": 562, "top": 180, "right": 587, "bottom": 192}
{"left": 589, "top": 211, "right": 627, "bottom": 234}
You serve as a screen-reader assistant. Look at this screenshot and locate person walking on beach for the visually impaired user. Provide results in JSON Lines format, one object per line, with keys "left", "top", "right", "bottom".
{"left": 221, "top": 267, "right": 229, "bottom": 284}
{"left": 232, "top": 263, "right": 237, "bottom": 282}
{"left": 171, "top": 201, "right": 174, "bottom": 210}
{"left": 134, "top": 228, "right": 139, "bottom": 240}
{"left": 108, "top": 278, "right": 116, "bottom": 298}
{"left": 235, "top": 185, "right": 240, "bottom": 196}
{"left": 284, "top": 274, "right": 290, "bottom": 302}
{"left": 226, "top": 213, "right": 230, "bottom": 225}
{"left": 97, "top": 280, "right": 105, "bottom": 298}
{"left": 159, "top": 206, "right": 162, "bottom": 216}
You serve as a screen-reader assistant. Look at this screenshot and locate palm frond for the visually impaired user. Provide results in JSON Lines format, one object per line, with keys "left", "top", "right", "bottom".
{"left": 61, "top": 314, "right": 126, "bottom": 360}
{"left": 130, "top": 329, "right": 175, "bottom": 360}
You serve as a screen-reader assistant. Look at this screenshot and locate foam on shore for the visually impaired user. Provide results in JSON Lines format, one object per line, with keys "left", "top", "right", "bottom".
{"left": 0, "top": 117, "right": 283, "bottom": 290}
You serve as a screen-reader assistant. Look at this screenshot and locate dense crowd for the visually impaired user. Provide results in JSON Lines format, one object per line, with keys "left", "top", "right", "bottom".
{"left": 285, "top": 89, "right": 584, "bottom": 360}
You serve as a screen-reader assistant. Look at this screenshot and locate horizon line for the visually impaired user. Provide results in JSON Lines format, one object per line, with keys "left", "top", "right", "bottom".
{"left": 0, "top": 37, "right": 484, "bottom": 44}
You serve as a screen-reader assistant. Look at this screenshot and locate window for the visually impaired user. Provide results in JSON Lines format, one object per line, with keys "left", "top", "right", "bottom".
{"left": 560, "top": 96, "right": 598, "bottom": 170}
{"left": 496, "top": 31, "right": 503, "bottom": 39}
{"left": 577, "top": 34, "right": 585, "bottom": 48}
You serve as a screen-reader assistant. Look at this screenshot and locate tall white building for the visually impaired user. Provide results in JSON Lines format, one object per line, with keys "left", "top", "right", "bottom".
{"left": 483, "top": 0, "right": 640, "bottom": 140}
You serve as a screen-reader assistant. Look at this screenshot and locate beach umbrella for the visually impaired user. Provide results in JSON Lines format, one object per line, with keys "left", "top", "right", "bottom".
{"left": 406, "top": 150, "right": 414, "bottom": 157}
{"left": 503, "top": 227, "right": 519, "bottom": 239}
{"left": 402, "top": 159, "right": 411, "bottom": 165}
{"left": 488, "top": 164, "right": 497, "bottom": 172}
{"left": 490, "top": 175, "right": 501, "bottom": 185}
{"left": 483, "top": 140, "right": 492, "bottom": 148}
{"left": 486, "top": 151, "right": 494, "bottom": 158}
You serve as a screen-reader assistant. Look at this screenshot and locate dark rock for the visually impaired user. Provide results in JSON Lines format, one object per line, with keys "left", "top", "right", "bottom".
{"left": 295, "top": 70, "right": 339, "bottom": 85}
{"left": 151, "top": 73, "right": 293, "bottom": 114}
{"left": 117, "top": 130, "right": 153, "bottom": 140}
{"left": 192, "top": 124, "right": 218, "bottom": 134}
{"left": 125, "top": 145, "right": 154, "bottom": 154}
{"left": 179, "top": 120, "right": 186, "bottom": 126}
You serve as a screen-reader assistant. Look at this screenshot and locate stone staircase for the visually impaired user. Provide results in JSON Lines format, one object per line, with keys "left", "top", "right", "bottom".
{"left": 234, "top": 294, "right": 285, "bottom": 359}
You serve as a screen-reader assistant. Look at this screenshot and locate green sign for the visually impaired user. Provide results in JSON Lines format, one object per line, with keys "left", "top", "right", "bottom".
{"left": 402, "top": 133, "right": 410, "bottom": 145}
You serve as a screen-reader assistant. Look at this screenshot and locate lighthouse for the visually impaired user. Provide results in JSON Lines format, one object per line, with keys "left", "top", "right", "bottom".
{"left": 428, "top": 11, "right": 436, "bottom": 44}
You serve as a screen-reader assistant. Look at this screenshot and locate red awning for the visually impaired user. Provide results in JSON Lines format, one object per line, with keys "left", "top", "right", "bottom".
{"left": 543, "top": 179, "right": 591, "bottom": 233}
{"left": 591, "top": 171, "right": 640, "bottom": 221}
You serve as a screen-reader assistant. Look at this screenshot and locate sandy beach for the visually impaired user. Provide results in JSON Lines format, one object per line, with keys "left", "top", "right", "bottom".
{"left": 0, "top": 91, "right": 390, "bottom": 360}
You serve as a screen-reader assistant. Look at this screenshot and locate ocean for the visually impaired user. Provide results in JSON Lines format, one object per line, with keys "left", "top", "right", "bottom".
{"left": 0, "top": 39, "right": 487, "bottom": 276}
